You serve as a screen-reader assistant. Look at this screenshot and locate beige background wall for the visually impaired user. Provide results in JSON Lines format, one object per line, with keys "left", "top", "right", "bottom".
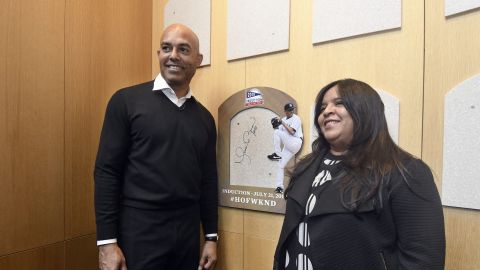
{"left": 1, "top": 0, "right": 479, "bottom": 269}
{"left": 153, "top": 0, "right": 479, "bottom": 270}
{"left": 0, "top": 0, "right": 151, "bottom": 269}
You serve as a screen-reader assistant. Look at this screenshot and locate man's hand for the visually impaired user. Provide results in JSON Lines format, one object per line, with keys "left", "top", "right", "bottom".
{"left": 99, "top": 243, "right": 127, "bottom": 270}
{"left": 198, "top": 241, "right": 217, "bottom": 270}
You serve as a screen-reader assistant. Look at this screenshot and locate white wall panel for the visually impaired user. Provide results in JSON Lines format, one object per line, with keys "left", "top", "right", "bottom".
{"left": 227, "top": 0, "right": 290, "bottom": 60}
{"left": 312, "top": 0, "right": 401, "bottom": 44}
{"left": 445, "top": 0, "right": 480, "bottom": 16}
{"left": 164, "top": 0, "right": 211, "bottom": 65}
{"left": 442, "top": 75, "right": 480, "bottom": 210}
{"left": 378, "top": 90, "right": 400, "bottom": 144}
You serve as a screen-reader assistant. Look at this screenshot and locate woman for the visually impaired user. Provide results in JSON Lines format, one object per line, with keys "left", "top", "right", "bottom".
{"left": 273, "top": 79, "right": 445, "bottom": 270}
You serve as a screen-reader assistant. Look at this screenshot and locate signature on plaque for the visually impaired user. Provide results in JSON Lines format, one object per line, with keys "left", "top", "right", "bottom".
{"left": 234, "top": 117, "right": 258, "bottom": 164}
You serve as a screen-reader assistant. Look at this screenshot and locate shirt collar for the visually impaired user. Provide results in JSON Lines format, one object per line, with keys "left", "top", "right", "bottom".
{"left": 152, "top": 73, "right": 192, "bottom": 107}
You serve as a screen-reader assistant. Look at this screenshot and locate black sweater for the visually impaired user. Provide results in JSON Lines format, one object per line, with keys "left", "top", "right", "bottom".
{"left": 274, "top": 155, "right": 445, "bottom": 270}
{"left": 94, "top": 81, "right": 218, "bottom": 240}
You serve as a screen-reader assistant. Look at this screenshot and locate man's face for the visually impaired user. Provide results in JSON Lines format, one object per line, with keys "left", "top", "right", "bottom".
{"left": 285, "top": 110, "right": 294, "bottom": 118}
{"left": 158, "top": 26, "right": 203, "bottom": 90}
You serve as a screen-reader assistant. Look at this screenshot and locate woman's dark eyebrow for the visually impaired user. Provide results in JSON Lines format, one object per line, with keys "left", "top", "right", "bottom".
{"left": 322, "top": 97, "right": 342, "bottom": 104}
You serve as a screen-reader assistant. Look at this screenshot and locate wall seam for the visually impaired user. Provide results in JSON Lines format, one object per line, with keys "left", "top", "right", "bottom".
{"left": 63, "top": 0, "right": 67, "bottom": 247}
{"left": 421, "top": 0, "right": 426, "bottom": 159}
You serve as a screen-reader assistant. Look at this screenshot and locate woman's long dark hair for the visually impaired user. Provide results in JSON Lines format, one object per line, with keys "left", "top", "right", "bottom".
{"left": 285, "top": 79, "right": 411, "bottom": 211}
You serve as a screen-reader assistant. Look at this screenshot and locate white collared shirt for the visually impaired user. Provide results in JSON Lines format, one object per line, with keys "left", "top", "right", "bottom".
{"left": 152, "top": 73, "right": 192, "bottom": 107}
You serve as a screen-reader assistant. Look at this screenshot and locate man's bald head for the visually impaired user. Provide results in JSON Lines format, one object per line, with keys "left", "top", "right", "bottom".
{"left": 162, "top": 24, "right": 201, "bottom": 54}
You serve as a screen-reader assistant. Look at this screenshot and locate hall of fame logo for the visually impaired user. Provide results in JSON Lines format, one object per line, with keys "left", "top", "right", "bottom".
{"left": 245, "top": 88, "right": 264, "bottom": 107}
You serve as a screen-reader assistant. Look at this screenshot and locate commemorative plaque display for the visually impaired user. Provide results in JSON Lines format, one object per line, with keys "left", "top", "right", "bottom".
{"left": 218, "top": 87, "right": 298, "bottom": 213}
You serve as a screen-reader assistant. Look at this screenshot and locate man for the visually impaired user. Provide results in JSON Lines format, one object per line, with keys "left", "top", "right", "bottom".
{"left": 94, "top": 24, "right": 218, "bottom": 270}
{"left": 267, "top": 103, "right": 303, "bottom": 193}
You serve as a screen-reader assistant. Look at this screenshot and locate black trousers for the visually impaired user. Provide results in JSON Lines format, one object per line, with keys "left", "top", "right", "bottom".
{"left": 118, "top": 204, "right": 200, "bottom": 270}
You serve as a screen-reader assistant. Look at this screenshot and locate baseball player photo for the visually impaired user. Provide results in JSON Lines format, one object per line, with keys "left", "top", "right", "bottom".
{"left": 268, "top": 102, "right": 303, "bottom": 193}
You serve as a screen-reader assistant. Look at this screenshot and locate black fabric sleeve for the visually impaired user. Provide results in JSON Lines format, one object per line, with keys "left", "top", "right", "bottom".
{"left": 199, "top": 114, "right": 219, "bottom": 235}
{"left": 94, "top": 90, "right": 131, "bottom": 241}
{"left": 390, "top": 159, "right": 445, "bottom": 270}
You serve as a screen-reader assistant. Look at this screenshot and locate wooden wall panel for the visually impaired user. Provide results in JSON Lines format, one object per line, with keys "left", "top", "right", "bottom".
{"left": 216, "top": 231, "right": 243, "bottom": 270}
{"left": 66, "top": 234, "right": 98, "bottom": 270}
{"left": 444, "top": 208, "right": 480, "bottom": 270}
{"left": 424, "top": 1, "right": 480, "bottom": 269}
{"left": 65, "top": 0, "right": 152, "bottom": 238}
{"left": 0, "top": 243, "right": 65, "bottom": 270}
{"left": 0, "top": 0, "right": 152, "bottom": 268}
{"left": 244, "top": 236, "right": 277, "bottom": 270}
{"left": 219, "top": 207, "right": 244, "bottom": 233}
{"left": 0, "top": 0, "right": 65, "bottom": 256}
{"left": 243, "top": 210, "right": 283, "bottom": 242}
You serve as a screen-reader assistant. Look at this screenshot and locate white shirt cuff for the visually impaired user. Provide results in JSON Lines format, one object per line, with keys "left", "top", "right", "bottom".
{"left": 97, "top": 238, "right": 117, "bottom": 246}
{"left": 97, "top": 235, "right": 216, "bottom": 246}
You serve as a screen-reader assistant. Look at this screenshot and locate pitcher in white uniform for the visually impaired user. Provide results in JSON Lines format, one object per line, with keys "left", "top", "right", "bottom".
{"left": 268, "top": 103, "right": 303, "bottom": 193}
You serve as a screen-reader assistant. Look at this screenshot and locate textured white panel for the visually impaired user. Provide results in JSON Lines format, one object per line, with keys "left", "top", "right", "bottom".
{"left": 445, "top": 0, "right": 480, "bottom": 16}
{"left": 164, "top": 0, "right": 211, "bottom": 66}
{"left": 230, "top": 108, "right": 280, "bottom": 188}
{"left": 442, "top": 75, "right": 480, "bottom": 210}
{"left": 377, "top": 90, "right": 400, "bottom": 144}
{"left": 227, "top": 0, "right": 290, "bottom": 60}
{"left": 309, "top": 89, "right": 400, "bottom": 147}
{"left": 310, "top": 104, "right": 319, "bottom": 148}
{"left": 312, "top": 0, "right": 401, "bottom": 44}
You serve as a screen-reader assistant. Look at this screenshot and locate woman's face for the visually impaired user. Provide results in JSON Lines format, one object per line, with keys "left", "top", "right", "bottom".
{"left": 317, "top": 86, "right": 354, "bottom": 154}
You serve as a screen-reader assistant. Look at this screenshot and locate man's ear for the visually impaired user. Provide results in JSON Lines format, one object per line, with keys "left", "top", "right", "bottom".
{"left": 196, "top": 53, "right": 203, "bottom": 66}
